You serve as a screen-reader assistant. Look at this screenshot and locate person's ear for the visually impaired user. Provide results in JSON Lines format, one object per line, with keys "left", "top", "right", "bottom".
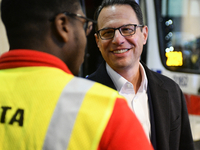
{"left": 94, "top": 33, "right": 100, "bottom": 48}
{"left": 142, "top": 26, "right": 148, "bottom": 45}
{"left": 54, "top": 13, "right": 70, "bottom": 43}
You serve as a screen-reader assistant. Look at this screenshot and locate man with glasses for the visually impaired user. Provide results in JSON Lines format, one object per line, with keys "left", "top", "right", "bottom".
{"left": 0, "top": 0, "right": 154, "bottom": 149}
{"left": 87, "top": 0, "right": 194, "bottom": 150}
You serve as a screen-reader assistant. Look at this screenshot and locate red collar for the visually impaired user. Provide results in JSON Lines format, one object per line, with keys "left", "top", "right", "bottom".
{"left": 0, "top": 49, "right": 72, "bottom": 74}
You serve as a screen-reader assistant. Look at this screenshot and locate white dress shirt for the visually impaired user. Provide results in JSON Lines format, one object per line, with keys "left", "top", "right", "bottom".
{"left": 106, "top": 63, "right": 151, "bottom": 140}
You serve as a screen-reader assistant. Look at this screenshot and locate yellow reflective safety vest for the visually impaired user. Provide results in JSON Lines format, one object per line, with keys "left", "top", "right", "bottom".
{"left": 0, "top": 56, "right": 123, "bottom": 150}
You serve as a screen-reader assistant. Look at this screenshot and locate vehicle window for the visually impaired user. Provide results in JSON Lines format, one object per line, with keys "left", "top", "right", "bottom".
{"left": 159, "top": 0, "right": 200, "bottom": 73}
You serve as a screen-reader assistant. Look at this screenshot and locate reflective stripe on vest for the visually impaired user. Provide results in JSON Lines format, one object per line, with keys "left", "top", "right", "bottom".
{"left": 43, "top": 77, "right": 118, "bottom": 150}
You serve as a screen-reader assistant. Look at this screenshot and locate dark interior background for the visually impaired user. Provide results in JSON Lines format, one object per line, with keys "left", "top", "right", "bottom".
{"left": 80, "top": 0, "right": 103, "bottom": 77}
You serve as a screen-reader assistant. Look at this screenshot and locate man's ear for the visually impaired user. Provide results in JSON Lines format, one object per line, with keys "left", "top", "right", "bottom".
{"left": 94, "top": 33, "right": 99, "bottom": 48}
{"left": 54, "top": 13, "right": 70, "bottom": 43}
{"left": 142, "top": 26, "right": 148, "bottom": 45}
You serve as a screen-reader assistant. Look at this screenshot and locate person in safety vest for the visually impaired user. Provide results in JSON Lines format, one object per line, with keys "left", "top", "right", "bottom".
{"left": 0, "top": 0, "right": 153, "bottom": 149}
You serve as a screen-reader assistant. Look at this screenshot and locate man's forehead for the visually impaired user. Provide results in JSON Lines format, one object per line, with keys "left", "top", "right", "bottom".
{"left": 97, "top": 5, "right": 138, "bottom": 28}
{"left": 98, "top": 4, "right": 136, "bottom": 19}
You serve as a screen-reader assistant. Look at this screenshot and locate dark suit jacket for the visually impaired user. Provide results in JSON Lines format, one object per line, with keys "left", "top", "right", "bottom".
{"left": 86, "top": 61, "right": 194, "bottom": 150}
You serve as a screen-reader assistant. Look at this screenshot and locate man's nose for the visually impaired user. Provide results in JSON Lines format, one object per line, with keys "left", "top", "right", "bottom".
{"left": 112, "top": 30, "right": 125, "bottom": 45}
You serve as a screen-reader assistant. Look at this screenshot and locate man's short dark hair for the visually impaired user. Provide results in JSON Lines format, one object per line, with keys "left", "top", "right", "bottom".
{"left": 94, "top": 0, "right": 144, "bottom": 31}
{"left": 1, "top": 0, "right": 80, "bottom": 46}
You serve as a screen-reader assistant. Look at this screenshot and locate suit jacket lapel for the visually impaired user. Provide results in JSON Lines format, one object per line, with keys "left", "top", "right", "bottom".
{"left": 88, "top": 61, "right": 117, "bottom": 90}
{"left": 147, "top": 85, "right": 157, "bottom": 150}
{"left": 142, "top": 62, "right": 170, "bottom": 150}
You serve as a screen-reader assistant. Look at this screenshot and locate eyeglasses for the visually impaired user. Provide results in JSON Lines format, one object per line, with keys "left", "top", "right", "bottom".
{"left": 63, "top": 12, "right": 97, "bottom": 36}
{"left": 97, "top": 24, "right": 144, "bottom": 40}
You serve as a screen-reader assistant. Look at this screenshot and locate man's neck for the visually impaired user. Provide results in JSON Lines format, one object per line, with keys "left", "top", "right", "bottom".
{"left": 115, "top": 64, "right": 142, "bottom": 93}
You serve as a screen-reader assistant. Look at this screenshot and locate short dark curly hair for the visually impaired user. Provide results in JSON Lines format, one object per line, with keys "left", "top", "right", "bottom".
{"left": 1, "top": 0, "right": 80, "bottom": 46}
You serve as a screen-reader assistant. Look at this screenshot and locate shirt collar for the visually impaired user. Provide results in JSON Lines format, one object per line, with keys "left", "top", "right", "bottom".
{"left": 139, "top": 63, "right": 148, "bottom": 92}
{"left": 106, "top": 62, "right": 148, "bottom": 93}
{"left": 0, "top": 49, "right": 72, "bottom": 74}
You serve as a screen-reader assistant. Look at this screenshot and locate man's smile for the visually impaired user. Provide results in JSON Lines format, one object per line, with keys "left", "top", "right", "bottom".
{"left": 113, "top": 49, "right": 131, "bottom": 54}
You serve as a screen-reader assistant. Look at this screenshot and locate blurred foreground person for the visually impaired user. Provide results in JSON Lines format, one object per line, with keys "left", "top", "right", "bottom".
{"left": 0, "top": 0, "right": 153, "bottom": 149}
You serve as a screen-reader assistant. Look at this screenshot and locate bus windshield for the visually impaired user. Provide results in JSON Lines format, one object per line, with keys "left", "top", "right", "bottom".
{"left": 159, "top": 0, "right": 200, "bottom": 73}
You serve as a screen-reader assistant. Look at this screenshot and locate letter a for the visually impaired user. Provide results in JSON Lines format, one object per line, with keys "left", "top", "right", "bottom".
{"left": 9, "top": 109, "right": 24, "bottom": 126}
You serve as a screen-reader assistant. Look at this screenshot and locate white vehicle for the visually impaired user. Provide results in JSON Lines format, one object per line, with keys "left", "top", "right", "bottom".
{"left": 138, "top": 0, "right": 200, "bottom": 147}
